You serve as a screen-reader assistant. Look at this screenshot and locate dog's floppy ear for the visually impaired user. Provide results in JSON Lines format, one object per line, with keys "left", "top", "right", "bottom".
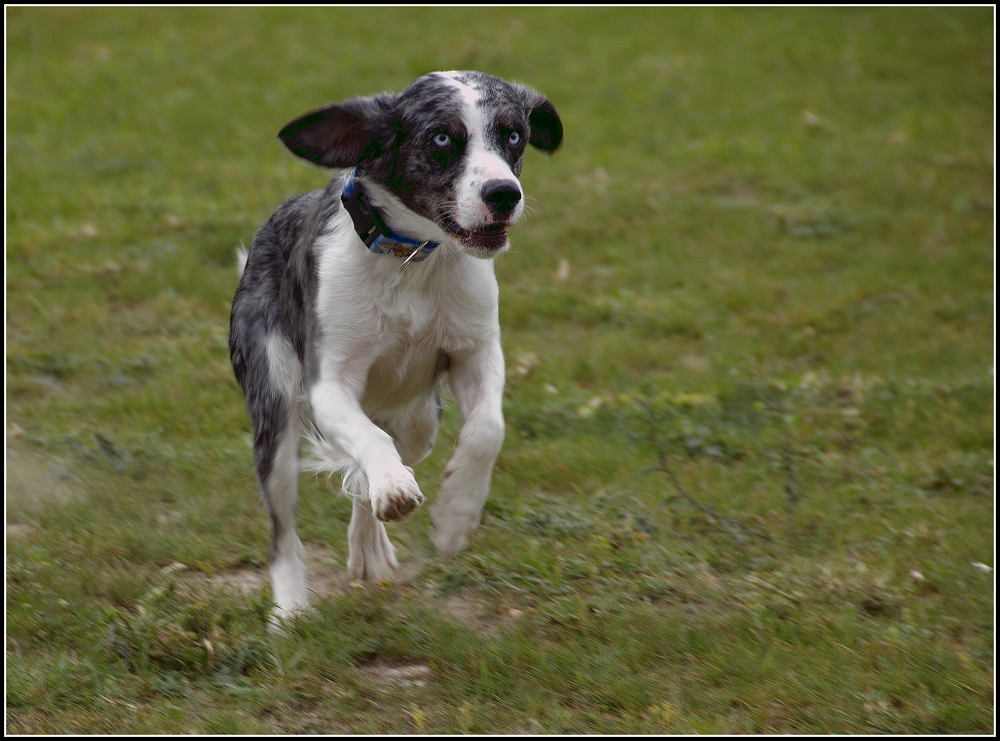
{"left": 278, "top": 93, "right": 396, "bottom": 168}
{"left": 518, "top": 86, "right": 563, "bottom": 153}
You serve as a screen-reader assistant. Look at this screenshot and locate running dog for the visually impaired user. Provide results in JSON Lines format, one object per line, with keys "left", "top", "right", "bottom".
{"left": 229, "top": 71, "right": 562, "bottom": 621}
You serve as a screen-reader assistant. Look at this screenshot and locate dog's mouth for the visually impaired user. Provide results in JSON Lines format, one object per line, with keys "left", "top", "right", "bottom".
{"left": 439, "top": 215, "right": 510, "bottom": 254}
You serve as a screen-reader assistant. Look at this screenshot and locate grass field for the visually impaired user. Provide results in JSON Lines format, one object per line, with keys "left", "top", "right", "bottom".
{"left": 6, "top": 6, "right": 994, "bottom": 734}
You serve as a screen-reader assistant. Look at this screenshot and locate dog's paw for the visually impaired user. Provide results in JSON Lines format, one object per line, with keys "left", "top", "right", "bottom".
{"left": 429, "top": 507, "right": 478, "bottom": 558}
{"left": 268, "top": 603, "right": 316, "bottom": 632}
{"left": 370, "top": 472, "right": 424, "bottom": 522}
{"left": 349, "top": 543, "right": 399, "bottom": 583}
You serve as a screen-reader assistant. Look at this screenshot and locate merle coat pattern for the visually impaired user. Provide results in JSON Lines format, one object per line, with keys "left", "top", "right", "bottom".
{"left": 229, "top": 72, "right": 562, "bottom": 621}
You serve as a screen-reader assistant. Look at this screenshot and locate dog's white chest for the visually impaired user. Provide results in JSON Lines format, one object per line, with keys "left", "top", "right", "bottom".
{"left": 360, "top": 290, "right": 480, "bottom": 412}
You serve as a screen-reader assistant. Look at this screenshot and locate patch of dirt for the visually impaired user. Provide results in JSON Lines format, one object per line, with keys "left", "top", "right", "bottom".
{"left": 438, "top": 592, "right": 525, "bottom": 636}
{"left": 204, "top": 564, "right": 268, "bottom": 595}
{"left": 6, "top": 522, "right": 34, "bottom": 538}
{"left": 6, "top": 446, "right": 80, "bottom": 534}
{"left": 198, "top": 545, "right": 425, "bottom": 604}
{"left": 356, "top": 657, "right": 432, "bottom": 690}
{"left": 196, "top": 544, "right": 346, "bottom": 600}
{"left": 191, "top": 542, "right": 513, "bottom": 639}
{"left": 439, "top": 594, "right": 495, "bottom": 632}
{"left": 303, "top": 545, "right": 351, "bottom": 602}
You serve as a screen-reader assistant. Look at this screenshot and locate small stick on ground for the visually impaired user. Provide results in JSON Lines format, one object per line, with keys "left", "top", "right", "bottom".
{"left": 640, "top": 402, "right": 772, "bottom": 543}
{"left": 649, "top": 446, "right": 772, "bottom": 543}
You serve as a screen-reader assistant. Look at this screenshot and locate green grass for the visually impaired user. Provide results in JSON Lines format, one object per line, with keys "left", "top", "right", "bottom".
{"left": 6, "top": 6, "right": 994, "bottom": 734}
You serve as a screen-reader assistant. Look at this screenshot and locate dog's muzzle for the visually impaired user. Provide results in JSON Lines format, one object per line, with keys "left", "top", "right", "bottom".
{"left": 439, "top": 178, "right": 522, "bottom": 254}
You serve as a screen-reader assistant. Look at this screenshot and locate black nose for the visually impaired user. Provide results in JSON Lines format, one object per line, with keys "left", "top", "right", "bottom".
{"left": 481, "top": 179, "right": 522, "bottom": 218}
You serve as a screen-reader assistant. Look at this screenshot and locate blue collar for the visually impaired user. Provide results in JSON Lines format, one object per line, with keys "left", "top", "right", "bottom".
{"left": 340, "top": 169, "right": 440, "bottom": 267}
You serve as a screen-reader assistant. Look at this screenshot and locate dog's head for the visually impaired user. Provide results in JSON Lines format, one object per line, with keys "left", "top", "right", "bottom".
{"left": 279, "top": 71, "right": 562, "bottom": 258}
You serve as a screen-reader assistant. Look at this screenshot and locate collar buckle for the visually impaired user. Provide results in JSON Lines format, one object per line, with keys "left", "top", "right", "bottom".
{"left": 397, "top": 241, "right": 433, "bottom": 272}
{"left": 341, "top": 169, "right": 440, "bottom": 267}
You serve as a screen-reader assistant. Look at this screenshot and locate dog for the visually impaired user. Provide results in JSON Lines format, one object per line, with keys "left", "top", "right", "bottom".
{"left": 229, "top": 71, "right": 562, "bottom": 621}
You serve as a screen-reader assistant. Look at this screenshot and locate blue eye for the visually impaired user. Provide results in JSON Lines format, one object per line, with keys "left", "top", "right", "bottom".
{"left": 433, "top": 133, "right": 451, "bottom": 147}
{"left": 508, "top": 131, "right": 521, "bottom": 145}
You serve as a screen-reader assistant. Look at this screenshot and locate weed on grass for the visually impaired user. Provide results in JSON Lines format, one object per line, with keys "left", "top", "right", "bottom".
{"left": 7, "top": 6, "right": 993, "bottom": 734}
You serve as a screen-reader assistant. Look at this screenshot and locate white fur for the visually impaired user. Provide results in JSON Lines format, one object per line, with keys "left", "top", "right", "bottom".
{"left": 303, "top": 201, "right": 504, "bottom": 533}
{"left": 235, "top": 246, "right": 248, "bottom": 278}
{"left": 276, "top": 206, "right": 506, "bottom": 604}
{"left": 265, "top": 332, "right": 300, "bottom": 392}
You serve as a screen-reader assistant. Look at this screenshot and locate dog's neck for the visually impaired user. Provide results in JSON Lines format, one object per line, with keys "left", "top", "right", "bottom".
{"left": 341, "top": 169, "right": 441, "bottom": 268}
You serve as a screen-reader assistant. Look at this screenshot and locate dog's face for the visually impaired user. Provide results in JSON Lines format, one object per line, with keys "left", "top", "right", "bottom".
{"left": 279, "top": 71, "right": 562, "bottom": 258}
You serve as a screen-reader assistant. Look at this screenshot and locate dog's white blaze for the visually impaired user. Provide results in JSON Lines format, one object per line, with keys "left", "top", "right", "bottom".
{"left": 438, "top": 73, "right": 524, "bottom": 229}
{"left": 439, "top": 71, "right": 482, "bottom": 111}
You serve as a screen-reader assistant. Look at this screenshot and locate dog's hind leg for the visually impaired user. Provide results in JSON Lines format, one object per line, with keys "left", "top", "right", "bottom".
{"left": 260, "top": 406, "right": 309, "bottom": 623}
{"left": 242, "top": 332, "right": 309, "bottom": 624}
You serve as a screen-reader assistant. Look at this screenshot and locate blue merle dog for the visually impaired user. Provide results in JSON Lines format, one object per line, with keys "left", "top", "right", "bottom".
{"left": 229, "top": 72, "right": 562, "bottom": 621}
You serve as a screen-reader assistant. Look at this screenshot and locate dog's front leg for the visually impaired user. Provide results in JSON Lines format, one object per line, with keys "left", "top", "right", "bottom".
{"left": 430, "top": 341, "right": 506, "bottom": 558}
{"left": 310, "top": 379, "right": 425, "bottom": 522}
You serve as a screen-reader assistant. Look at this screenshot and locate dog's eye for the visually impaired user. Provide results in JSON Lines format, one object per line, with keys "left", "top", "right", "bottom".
{"left": 433, "top": 133, "right": 451, "bottom": 147}
{"left": 508, "top": 131, "right": 521, "bottom": 145}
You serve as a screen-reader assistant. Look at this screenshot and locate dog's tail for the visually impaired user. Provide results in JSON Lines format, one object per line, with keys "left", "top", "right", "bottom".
{"left": 235, "top": 244, "right": 249, "bottom": 279}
